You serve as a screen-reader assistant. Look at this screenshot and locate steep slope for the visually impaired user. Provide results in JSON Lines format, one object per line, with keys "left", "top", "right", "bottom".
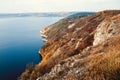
{"left": 38, "top": 13, "right": 120, "bottom": 80}
{"left": 20, "top": 10, "right": 120, "bottom": 80}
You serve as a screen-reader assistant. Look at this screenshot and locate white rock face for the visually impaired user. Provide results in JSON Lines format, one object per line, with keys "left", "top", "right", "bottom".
{"left": 40, "top": 27, "right": 51, "bottom": 34}
{"left": 68, "top": 23, "right": 75, "bottom": 29}
{"left": 93, "top": 14, "right": 120, "bottom": 46}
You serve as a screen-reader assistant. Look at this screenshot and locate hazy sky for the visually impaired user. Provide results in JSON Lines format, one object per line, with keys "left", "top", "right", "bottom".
{"left": 0, "top": 0, "right": 119, "bottom": 13}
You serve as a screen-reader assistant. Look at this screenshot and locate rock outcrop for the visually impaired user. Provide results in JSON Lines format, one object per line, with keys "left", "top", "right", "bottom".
{"left": 20, "top": 10, "right": 120, "bottom": 80}
{"left": 93, "top": 14, "right": 120, "bottom": 46}
{"left": 38, "top": 35, "right": 120, "bottom": 80}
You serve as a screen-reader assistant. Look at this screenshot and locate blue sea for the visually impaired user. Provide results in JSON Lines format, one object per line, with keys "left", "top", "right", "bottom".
{"left": 0, "top": 16, "right": 62, "bottom": 80}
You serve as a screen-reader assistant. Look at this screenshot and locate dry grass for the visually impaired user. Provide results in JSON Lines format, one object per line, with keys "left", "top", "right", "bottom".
{"left": 19, "top": 63, "right": 35, "bottom": 80}
{"left": 19, "top": 10, "right": 120, "bottom": 80}
{"left": 80, "top": 36, "right": 120, "bottom": 80}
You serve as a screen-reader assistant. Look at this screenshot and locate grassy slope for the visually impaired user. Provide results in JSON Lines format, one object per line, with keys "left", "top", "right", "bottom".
{"left": 19, "top": 10, "right": 120, "bottom": 80}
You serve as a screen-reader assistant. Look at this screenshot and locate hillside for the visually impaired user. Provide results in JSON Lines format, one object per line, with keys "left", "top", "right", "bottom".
{"left": 20, "top": 10, "right": 120, "bottom": 80}
{"left": 0, "top": 12, "right": 94, "bottom": 18}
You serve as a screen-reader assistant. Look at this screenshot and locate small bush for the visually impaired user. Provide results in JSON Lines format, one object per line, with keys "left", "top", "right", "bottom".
{"left": 19, "top": 63, "right": 36, "bottom": 80}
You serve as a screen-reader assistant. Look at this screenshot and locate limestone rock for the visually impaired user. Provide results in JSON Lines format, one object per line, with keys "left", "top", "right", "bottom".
{"left": 93, "top": 14, "right": 120, "bottom": 46}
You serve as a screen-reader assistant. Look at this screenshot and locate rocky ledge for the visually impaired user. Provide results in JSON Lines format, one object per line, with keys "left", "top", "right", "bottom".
{"left": 20, "top": 10, "right": 120, "bottom": 80}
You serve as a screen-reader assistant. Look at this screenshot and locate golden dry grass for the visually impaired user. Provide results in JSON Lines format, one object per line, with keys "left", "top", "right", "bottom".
{"left": 19, "top": 10, "right": 120, "bottom": 80}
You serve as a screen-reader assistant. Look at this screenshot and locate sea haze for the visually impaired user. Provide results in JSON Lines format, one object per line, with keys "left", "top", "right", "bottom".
{"left": 0, "top": 16, "right": 62, "bottom": 80}
{"left": 0, "top": 12, "right": 76, "bottom": 18}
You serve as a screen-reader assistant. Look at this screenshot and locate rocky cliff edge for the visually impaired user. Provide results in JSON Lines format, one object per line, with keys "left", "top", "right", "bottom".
{"left": 20, "top": 10, "right": 120, "bottom": 80}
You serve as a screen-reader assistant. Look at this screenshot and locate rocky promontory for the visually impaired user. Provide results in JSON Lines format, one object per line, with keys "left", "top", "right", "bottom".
{"left": 20, "top": 10, "right": 120, "bottom": 80}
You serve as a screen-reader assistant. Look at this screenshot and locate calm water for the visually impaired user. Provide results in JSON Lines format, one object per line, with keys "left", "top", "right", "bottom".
{"left": 0, "top": 17, "right": 62, "bottom": 80}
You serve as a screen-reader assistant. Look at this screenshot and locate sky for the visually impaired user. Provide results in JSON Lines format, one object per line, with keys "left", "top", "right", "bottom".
{"left": 0, "top": 0, "right": 119, "bottom": 13}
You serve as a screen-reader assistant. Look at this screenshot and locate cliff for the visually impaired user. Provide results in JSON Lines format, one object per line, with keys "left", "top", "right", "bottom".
{"left": 20, "top": 10, "right": 120, "bottom": 80}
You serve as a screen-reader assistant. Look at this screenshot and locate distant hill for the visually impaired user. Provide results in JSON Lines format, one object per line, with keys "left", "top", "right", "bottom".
{"left": 0, "top": 12, "right": 75, "bottom": 18}
{"left": 0, "top": 12, "right": 95, "bottom": 18}
{"left": 68, "top": 12, "right": 95, "bottom": 18}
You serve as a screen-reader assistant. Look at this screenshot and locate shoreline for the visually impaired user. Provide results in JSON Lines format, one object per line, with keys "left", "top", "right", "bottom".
{"left": 40, "top": 30, "right": 48, "bottom": 42}
{"left": 20, "top": 10, "right": 120, "bottom": 80}
{"left": 38, "top": 29, "right": 48, "bottom": 57}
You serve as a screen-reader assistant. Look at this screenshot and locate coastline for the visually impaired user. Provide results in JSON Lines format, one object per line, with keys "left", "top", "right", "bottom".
{"left": 38, "top": 29, "right": 48, "bottom": 58}
{"left": 40, "top": 30, "right": 48, "bottom": 42}
{"left": 20, "top": 10, "right": 120, "bottom": 80}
